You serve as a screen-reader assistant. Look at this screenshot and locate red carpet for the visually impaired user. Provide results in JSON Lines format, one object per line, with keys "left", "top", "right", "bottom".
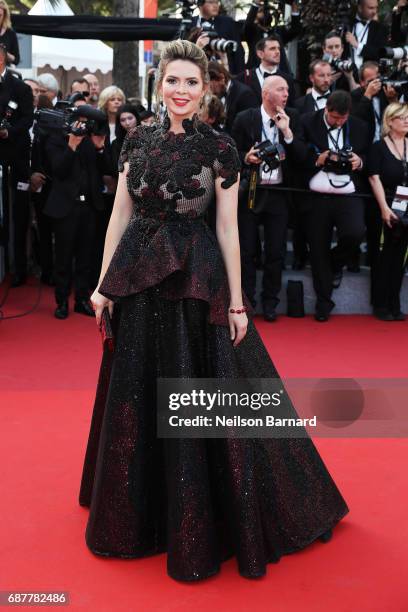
{"left": 0, "top": 278, "right": 407, "bottom": 611}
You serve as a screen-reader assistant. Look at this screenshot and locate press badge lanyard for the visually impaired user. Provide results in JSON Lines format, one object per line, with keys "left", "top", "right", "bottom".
{"left": 388, "top": 135, "right": 408, "bottom": 186}
{"left": 352, "top": 20, "right": 370, "bottom": 61}
{"left": 248, "top": 121, "right": 279, "bottom": 209}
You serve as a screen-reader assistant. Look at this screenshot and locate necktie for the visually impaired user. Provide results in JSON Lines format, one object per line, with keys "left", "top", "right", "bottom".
{"left": 264, "top": 72, "right": 274, "bottom": 79}
{"left": 317, "top": 94, "right": 329, "bottom": 101}
{"left": 269, "top": 118, "right": 275, "bottom": 127}
{"left": 355, "top": 17, "right": 367, "bottom": 26}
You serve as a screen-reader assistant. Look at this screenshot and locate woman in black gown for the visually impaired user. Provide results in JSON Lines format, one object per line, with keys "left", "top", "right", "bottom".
{"left": 79, "top": 40, "right": 349, "bottom": 582}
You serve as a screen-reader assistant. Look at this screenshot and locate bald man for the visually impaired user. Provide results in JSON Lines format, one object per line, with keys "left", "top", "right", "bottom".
{"left": 83, "top": 73, "right": 100, "bottom": 107}
{"left": 231, "top": 75, "right": 306, "bottom": 321}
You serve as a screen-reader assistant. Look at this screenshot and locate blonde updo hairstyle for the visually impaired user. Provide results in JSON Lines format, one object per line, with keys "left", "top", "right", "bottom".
{"left": 382, "top": 102, "right": 408, "bottom": 138}
{"left": 155, "top": 39, "right": 210, "bottom": 100}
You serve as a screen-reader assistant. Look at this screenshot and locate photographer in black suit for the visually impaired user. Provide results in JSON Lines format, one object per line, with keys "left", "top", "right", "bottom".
{"left": 236, "top": 36, "right": 296, "bottom": 107}
{"left": 190, "top": 0, "right": 245, "bottom": 74}
{"left": 322, "top": 31, "right": 359, "bottom": 93}
{"left": 241, "top": 0, "right": 302, "bottom": 72}
{"left": 231, "top": 75, "right": 306, "bottom": 321}
{"left": 295, "top": 60, "right": 332, "bottom": 115}
{"left": 351, "top": 62, "right": 392, "bottom": 143}
{"left": 0, "top": 44, "right": 33, "bottom": 287}
{"left": 208, "top": 61, "right": 257, "bottom": 133}
{"left": 43, "top": 106, "right": 110, "bottom": 319}
{"left": 345, "top": 0, "right": 388, "bottom": 70}
{"left": 300, "top": 91, "right": 370, "bottom": 321}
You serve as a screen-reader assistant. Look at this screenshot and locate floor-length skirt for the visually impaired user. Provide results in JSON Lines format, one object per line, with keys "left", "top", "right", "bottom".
{"left": 79, "top": 287, "right": 349, "bottom": 581}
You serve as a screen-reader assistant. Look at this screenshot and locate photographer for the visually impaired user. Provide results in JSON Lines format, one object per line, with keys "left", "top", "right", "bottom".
{"left": 351, "top": 61, "right": 394, "bottom": 143}
{"left": 0, "top": 44, "right": 33, "bottom": 287}
{"left": 294, "top": 60, "right": 332, "bottom": 114}
{"left": 322, "top": 31, "right": 359, "bottom": 92}
{"left": 42, "top": 105, "right": 110, "bottom": 319}
{"left": 368, "top": 102, "right": 408, "bottom": 320}
{"left": 391, "top": 0, "right": 408, "bottom": 46}
{"left": 208, "top": 61, "right": 257, "bottom": 133}
{"left": 300, "top": 91, "right": 369, "bottom": 321}
{"left": 242, "top": 0, "right": 301, "bottom": 73}
{"left": 231, "top": 75, "right": 306, "bottom": 321}
{"left": 346, "top": 0, "right": 387, "bottom": 69}
{"left": 190, "top": 0, "right": 245, "bottom": 74}
{"left": 236, "top": 36, "right": 296, "bottom": 106}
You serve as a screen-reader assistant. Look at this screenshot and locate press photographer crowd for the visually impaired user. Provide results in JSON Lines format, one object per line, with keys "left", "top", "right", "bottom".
{"left": 2, "top": 0, "right": 408, "bottom": 322}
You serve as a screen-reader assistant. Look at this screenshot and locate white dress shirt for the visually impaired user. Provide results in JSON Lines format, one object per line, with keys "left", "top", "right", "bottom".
{"left": 352, "top": 18, "right": 371, "bottom": 70}
{"left": 311, "top": 88, "right": 330, "bottom": 111}
{"left": 256, "top": 65, "right": 278, "bottom": 89}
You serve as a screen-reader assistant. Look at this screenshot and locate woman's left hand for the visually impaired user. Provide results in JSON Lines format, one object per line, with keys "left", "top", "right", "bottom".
{"left": 229, "top": 310, "right": 248, "bottom": 347}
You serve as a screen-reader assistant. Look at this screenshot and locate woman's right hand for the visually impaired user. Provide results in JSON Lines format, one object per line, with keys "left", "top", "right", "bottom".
{"left": 90, "top": 288, "right": 114, "bottom": 327}
{"left": 382, "top": 206, "right": 399, "bottom": 228}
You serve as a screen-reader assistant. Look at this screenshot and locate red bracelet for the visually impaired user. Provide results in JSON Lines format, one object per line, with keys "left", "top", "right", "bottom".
{"left": 229, "top": 306, "right": 247, "bottom": 314}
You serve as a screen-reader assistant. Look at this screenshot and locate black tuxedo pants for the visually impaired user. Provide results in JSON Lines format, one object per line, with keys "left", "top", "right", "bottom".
{"left": 305, "top": 194, "right": 365, "bottom": 315}
{"left": 2, "top": 156, "right": 31, "bottom": 278}
{"left": 238, "top": 188, "right": 288, "bottom": 308}
{"left": 52, "top": 201, "right": 96, "bottom": 305}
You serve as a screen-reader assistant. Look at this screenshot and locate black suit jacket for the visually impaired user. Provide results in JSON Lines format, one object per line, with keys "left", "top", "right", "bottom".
{"left": 0, "top": 69, "right": 33, "bottom": 164}
{"left": 299, "top": 109, "right": 370, "bottom": 191}
{"left": 351, "top": 87, "right": 388, "bottom": 144}
{"left": 190, "top": 15, "right": 245, "bottom": 74}
{"left": 224, "top": 79, "right": 258, "bottom": 134}
{"left": 353, "top": 19, "right": 388, "bottom": 62}
{"left": 44, "top": 133, "right": 110, "bottom": 218}
{"left": 231, "top": 105, "right": 307, "bottom": 188}
{"left": 294, "top": 93, "right": 320, "bottom": 115}
{"left": 236, "top": 67, "right": 296, "bottom": 107}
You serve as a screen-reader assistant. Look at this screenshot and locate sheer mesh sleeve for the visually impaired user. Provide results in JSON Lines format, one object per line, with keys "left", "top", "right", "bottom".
{"left": 213, "top": 133, "right": 241, "bottom": 189}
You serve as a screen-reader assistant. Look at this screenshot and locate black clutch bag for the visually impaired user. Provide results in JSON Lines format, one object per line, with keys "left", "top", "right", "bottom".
{"left": 100, "top": 307, "right": 114, "bottom": 351}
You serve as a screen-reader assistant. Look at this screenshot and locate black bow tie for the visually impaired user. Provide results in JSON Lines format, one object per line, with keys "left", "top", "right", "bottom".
{"left": 355, "top": 17, "right": 367, "bottom": 26}
{"left": 317, "top": 94, "right": 329, "bottom": 101}
{"left": 269, "top": 118, "right": 275, "bottom": 127}
{"left": 264, "top": 71, "right": 275, "bottom": 79}
{"left": 328, "top": 125, "right": 340, "bottom": 131}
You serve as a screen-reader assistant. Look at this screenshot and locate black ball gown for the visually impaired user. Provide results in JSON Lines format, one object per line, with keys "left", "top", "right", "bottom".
{"left": 79, "top": 115, "right": 349, "bottom": 581}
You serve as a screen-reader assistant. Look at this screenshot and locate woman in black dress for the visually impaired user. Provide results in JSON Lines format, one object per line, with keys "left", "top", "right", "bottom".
{"left": 368, "top": 102, "right": 408, "bottom": 321}
{"left": 110, "top": 104, "right": 140, "bottom": 173}
{"left": 0, "top": 1, "right": 19, "bottom": 65}
{"left": 79, "top": 40, "right": 349, "bottom": 582}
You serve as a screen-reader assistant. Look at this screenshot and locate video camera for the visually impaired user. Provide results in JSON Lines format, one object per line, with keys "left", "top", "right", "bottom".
{"left": 35, "top": 97, "right": 107, "bottom": 137}
{"left": 255, "top": 139, "right": 286, "bottom": 172}
{"left": 324, "top": 147, "right": 353, "bottom": 175}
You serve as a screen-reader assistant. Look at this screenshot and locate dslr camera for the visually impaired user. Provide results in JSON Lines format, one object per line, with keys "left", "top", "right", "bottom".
{"left": 201, "top": 21, "right": 238, "bottom": 53}
{"left": 324, "top": 147, "right": 353, "bottom": 174}
{"left": 255, "top": 140, "right": 286, "bottom": 171}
